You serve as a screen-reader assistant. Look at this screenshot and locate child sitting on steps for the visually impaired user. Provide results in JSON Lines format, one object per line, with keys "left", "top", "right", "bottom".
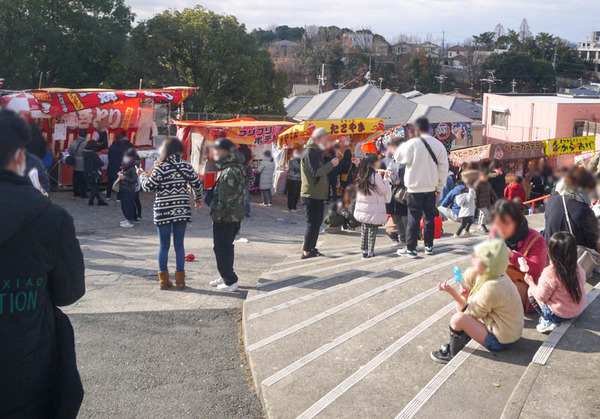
{"left": 431, "top": 239, "right": 524, "bottom": 363}
{"left": 324, "top": 201, "right": 344, "bottom": 234}
{"left": 525, "top": 231, "right": 586, "bottom": 333}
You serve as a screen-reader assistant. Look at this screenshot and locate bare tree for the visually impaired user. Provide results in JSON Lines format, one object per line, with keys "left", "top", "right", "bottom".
{"left": 519, "top": 18, "right": 532, "bottom": 43}
{"left": 494, "top": 23, "right": 505, "bottom": 41}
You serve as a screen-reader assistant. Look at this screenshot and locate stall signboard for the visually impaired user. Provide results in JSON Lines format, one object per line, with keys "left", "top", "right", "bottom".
{"left": 30, "top": 88, "right": 195, "bottom": 117}
{"left": 543, "top": 136, "right": 595, "bottom": 156}
{"left": 227, "top": 124, "right": 289, "bottom": 145}
{"left": 450, "top": 141, "right": 545, "bottom": 165}
{"left": 278, "top": 118, "right": 385, "bottom": 147}
{"left": 59, "top": 99, "right": 139, "bottom": 132}
{"left": 430, "top": 122, "right": 472, "bottom": 154}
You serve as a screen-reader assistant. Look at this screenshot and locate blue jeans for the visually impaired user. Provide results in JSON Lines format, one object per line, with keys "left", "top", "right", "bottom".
{"left": 528, "top": 296, "right": 570, "bottom": 324}
{"left": 157, "top": 221, "right": 187, "bottom": 272}
{"left": 483, "top": 333, "right": 512, "bottom": 352}
{"left": 245, "top": 187, "right": 251, "bottom": 213}
{"left": 541, "top": 305, "right": 569, "bottom": 324}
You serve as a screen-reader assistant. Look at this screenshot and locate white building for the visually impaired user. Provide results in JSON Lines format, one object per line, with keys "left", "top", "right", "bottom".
{"left": 578, "top": 31, "right": 600, "bottom": 79}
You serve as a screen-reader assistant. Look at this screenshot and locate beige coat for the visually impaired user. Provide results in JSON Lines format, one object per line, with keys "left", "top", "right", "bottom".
{"left": 465, "top": 273, "right": 524, "bottom": 344}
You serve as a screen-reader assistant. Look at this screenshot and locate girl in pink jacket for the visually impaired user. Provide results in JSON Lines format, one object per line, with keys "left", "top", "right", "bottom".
{"left": 525, "top": 231, "right": 586, "bottom": 333}
{"left": 354, "top": 153, "right": 392, "bottom": 259}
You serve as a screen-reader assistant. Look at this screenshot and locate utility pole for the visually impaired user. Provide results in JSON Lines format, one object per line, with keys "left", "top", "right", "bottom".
{"left": 552, "top": 49, "right": 557, "bottom": 70}
{"left": 480, "top": 70, "right": 501, "bottom": 93}
{"left": 378, "top": 77, "right": 384, "bottom": 89}
{"left": 441, "top": 30, "right": 445, "bottom": 60}
{"left": 511, "top": 79, "right": 517, "bottom": 93}
{"left": 317, "top": 63, "right": 327, "bottom": 93}
{"left": 435, "top": 74, "right": 447, "bottom": 93}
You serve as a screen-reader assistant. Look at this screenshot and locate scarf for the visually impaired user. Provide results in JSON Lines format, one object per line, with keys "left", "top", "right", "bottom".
{"left": 504, "top": 219, "right": 529, "bottom": 251}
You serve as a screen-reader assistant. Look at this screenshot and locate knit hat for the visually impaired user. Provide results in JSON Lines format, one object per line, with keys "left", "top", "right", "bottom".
{"left": 312, "top": 127, "right": 328, "bottom": 139}
{"left": 470, "top": 239, "right": 509, "bottom": 297}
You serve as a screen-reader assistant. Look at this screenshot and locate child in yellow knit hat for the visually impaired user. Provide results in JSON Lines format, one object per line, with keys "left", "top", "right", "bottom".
{"left": 431, "top": 239, "right": 524, "bottom": 363}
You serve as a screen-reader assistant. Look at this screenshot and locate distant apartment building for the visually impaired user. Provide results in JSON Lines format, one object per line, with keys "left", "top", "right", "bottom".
{"left": 392, "top": 41, "right": 440, "bottom": 58}
{"left": 578, "top": 31, "right": 600, "bottom": 79}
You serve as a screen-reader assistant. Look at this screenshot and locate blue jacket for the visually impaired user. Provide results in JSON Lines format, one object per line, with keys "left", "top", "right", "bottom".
{"left": 439, "top": 175, "right": 455, "bottom": 203}
{"left": 440, "top": 184, "right": 466, "bottom": 215}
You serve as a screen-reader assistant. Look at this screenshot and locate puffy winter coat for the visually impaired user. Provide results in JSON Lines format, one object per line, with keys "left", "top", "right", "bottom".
{"left": 455, "top": 188, "right": 476, "bottom": 218}
{"left": 504, "top": 182, "right": 526, "bottom": 202}
{"left": 258, "top": 158, "right": 275, "bottom": 191}
{"left": 354, "top": 172, "right": 392, "bottom": 225}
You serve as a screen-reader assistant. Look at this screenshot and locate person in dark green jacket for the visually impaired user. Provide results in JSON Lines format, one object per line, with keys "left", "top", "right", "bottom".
{"left": 300, "top": 127, "right": 339, "bottom": 259}
{"left": 209, "top": 138, "right": 246, "bottom": 292}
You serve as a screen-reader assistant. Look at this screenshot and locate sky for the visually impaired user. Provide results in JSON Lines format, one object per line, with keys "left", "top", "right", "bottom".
{"left": 127, "top": 0, "right": 598, "bottom": 45}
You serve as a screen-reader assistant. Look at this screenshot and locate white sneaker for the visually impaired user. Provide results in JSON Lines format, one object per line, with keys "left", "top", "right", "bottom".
{"left": 105, "top": 197, "right": 111, "bottom": 201}
{"left": 217, "top": 282, "right": 238, "bottom": 292}
{"left": 120, "top": 221, "right": 134, "bottom": 228}
{"left": 116, "top": 199, "right": 121, "bottom": 203}
{"left": 120, "top": 220, "right": 130, "bottom": 225}
{"left": 209, "top": 277, "right": 224, "bottom": 287}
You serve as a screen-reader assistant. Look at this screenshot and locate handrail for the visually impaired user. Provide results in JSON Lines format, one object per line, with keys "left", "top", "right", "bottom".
{"left": 523, "top": 194, "right": 551, "bottom": 213}
{"left": 523, "top": 194, "right": 551, "bottom": 205}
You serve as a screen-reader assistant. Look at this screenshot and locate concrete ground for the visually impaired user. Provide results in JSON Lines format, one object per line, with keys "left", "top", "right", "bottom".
{"left": 55, "top": 190, "right": 306, "bottom": 418}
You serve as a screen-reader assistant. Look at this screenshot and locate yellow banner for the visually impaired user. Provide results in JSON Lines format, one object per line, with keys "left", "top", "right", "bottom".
{"left": 543, "top": 136, "right": 595, "bottom": 156}
{"left": 278, "top": 118, "right": 385, "bottom": 147}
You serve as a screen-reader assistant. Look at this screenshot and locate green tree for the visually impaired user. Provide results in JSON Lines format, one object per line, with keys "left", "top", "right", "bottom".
{"left": 0, "top": 0, "right": 134, "bottom": 89}
{"left": 481, "top": 51, "right": 555, "bottom": 93}
{"left": 111, "top": 6, "right": 287, "bottom": 114}
{"left": 473, "top": 32, "right": 496, "bottom": 50}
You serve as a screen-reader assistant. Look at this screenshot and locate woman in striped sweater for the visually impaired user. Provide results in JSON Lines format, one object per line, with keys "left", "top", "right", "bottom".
{"left": 138, "top": 138, "right": 203, "bottom": 290}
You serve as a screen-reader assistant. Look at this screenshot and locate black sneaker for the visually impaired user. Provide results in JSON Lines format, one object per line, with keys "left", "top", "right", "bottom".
{"left": 301, "top": 252, "right": 317, "bottom": 260}
{"left": 97, "top": 201, "right": 108, "bottom": 206}
{"left": 312, "top": 249, "right": 324, "bottom": 257}
{"left": 430, "top": 344, "right": 453, "bottom": 364}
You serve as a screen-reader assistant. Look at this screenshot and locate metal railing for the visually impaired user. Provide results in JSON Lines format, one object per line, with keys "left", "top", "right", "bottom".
{"left": 523, "top": 194, "right": 551, "bottom": 213}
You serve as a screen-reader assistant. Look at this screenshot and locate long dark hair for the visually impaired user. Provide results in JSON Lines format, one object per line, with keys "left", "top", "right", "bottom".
{"left": 356, "top": 153, "right": 378, "bottom": 195}
{"left": 548, "top": 232, "right": 582, "bottom": 304}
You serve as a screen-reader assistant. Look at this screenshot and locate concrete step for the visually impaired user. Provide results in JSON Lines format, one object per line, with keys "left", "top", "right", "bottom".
{"left": 243, "top": 214, "right": 555, "bottom": 418}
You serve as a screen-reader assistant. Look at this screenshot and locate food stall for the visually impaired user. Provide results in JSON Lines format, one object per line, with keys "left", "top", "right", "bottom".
{"left": 1, "top": 87, "right": 196, "bottom": 187}
{"left": 361, "top": 121, "right": 473, "bottom": 155}
{"left": 173, "top": 118, "right": 294, "bottom": 190}
{"left": 449, "top": 141, "right": 546, "bottom": 175}
{"left": 542, "top": 135, "right": 596, "bottom": 168}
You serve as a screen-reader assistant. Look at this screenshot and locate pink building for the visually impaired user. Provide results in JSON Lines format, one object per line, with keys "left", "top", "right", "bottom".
{"left": 482, "top": 93, "right": 600, "bottom": 146}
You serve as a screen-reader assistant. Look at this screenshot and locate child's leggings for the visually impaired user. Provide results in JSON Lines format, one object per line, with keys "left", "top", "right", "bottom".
{"left": 361, "top": 223, "right": 378, "bottom": 254}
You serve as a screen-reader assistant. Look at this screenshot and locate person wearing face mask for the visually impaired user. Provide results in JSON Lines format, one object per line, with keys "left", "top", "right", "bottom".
{"left": 0, "top": 109, "right": 86, "bottom": 418}
{"left": 117, "top": 149, "right": 139, "bottom": 228}
{"left": 287, "top": 149, "right": 302, "bottom": 211}
{"left": 300, "top": 127, "right": 339, "bottom": 259}
{"left": 207, "top": 138, "right": 246, "bottom": 292}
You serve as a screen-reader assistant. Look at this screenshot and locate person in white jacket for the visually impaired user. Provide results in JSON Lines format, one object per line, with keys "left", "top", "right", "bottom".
{"left": 454, "top": 183, "right": 476, "bottom": 237}
{"left": 258, "top": 150, "right": 276, "bottom": 206}
{"left": 391, "top": 117, "right": 449, "bottom": 258}
{"left": 354, "top": 153, "right": 392, "bottom": 258}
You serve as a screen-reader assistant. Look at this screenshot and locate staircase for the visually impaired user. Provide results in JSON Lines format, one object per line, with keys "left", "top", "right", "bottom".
{"left": 243, "top": 215, "right": 599, "bottom": 418}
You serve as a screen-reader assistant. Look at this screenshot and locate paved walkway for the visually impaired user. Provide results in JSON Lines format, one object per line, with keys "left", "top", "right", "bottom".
{"left": 55, "top": 191, "right": 304, "bottom": 418}
{"left": 243, "top": 214, "right": 600, "bottom": 419}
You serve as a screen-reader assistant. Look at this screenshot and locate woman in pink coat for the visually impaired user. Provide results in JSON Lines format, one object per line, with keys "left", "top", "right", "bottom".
{"left": 354, "top": 153, "right": 392, "bottom": 258}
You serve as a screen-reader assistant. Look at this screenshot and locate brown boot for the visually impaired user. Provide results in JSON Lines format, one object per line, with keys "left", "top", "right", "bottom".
{"left": 175, "top": 271, "right": 186, "bottom": 290}
{"left": 158, "top": 271, "right": 173, "bottom": 290}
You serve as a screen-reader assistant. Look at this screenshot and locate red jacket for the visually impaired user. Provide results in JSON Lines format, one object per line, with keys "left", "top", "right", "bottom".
{"left": 504, "top": 182, "right": 526, "bottom": 202}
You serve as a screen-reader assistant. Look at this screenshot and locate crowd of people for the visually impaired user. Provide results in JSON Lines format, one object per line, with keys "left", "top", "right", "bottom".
{"left": 2, "top": 103, "right": 600, "bottom": 416}
{"left": 291, "top": 116, "right": 598, "bottom": 365}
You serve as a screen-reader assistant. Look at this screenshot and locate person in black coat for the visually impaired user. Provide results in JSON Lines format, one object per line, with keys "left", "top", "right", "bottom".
{"left": 544, "top": 166, "right": 598, "bottom": 250}
{"left": 0, "top": 109, "right": 86, "bottom": 418}
{"left": 118, "top": 148, "right": 139, "bottom": 227}
{"left": 105, "top": 133, "right": 126, "bottom": 201}
{"left": 83, "top": 140, "right": 107, "bottom": 206}
{"left": 338, "top": 149, "right": 357, "bottom": 190}
{"left": 381, "top": 136, "right": 408, "bottom": 243}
